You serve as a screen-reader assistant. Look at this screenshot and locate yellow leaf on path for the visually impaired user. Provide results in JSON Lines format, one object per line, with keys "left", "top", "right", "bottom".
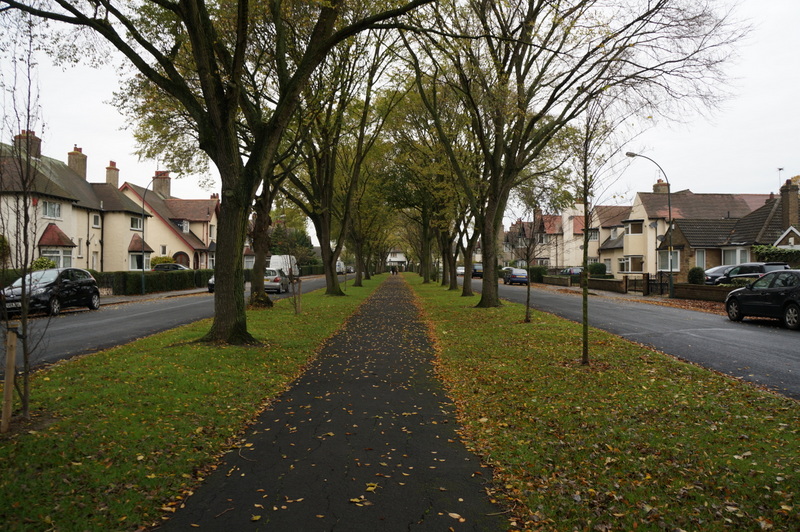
{"left": 251, "top": 515, "right": 261, "bottom": 522}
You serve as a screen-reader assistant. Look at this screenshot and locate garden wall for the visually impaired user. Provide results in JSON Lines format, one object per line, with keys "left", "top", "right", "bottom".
{"left": 672, "top": 283, "right": 733, "bottom": 302}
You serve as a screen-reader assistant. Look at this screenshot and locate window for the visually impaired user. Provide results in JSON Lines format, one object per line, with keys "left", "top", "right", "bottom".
{"left": 92, "top": 214, "right": 101, "bottom": 228}
{"left": 739, "top": 249, "right": 749, "bottom": 263}
{"left": 625, "top": 221, "right": 643, "bottom": 235}
{"left": 209, "top": 253, "right": 215, "bottom": 269}
{"left": 658, "top": 250, "right": 679, "bottom": 272}
{"left": 181, "top": 220, "right": 190, "bottom": 233}
{"left": 131, "top": 216, "right": 143, "bottom": 231}
{"left": 41, "top": 248, "right": 72, "bottom": 268}
{"left": 610, "top": 227, "right": 619, "bottom": 239}
{"left": 722, "top": 249, "right": 737, "bottom": 265}
{"left": 161, "top": 245, "right": 167, "bottom": 255}
{"left": 210, "top": 224, "right": 216, "bottom": 239}
{"left": 244, "top": 255, "right": 255, "bottom": 269}
{"left": 695, "top": 249, "right": 706, "bottom": 269}
{"left": 129, "top": 252, "right": 151, "bottom": 270}
{"left": 619, "top": 256, "right": 644, "bottom": 273}
{"left": 587, "top": 229, "right": 599, "bottom": 241}
{"left": 604, "top": 259, "right": 612, "bottom": 273}
{"left": 42, "top": 201, "right": 61, "bottom": 219}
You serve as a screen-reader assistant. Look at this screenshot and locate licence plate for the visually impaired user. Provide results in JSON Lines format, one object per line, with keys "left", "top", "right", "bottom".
{"left": 5, "top": 301, "right": 21, "bottom": 309}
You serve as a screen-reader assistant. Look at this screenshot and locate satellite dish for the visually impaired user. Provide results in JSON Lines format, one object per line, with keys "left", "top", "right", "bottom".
{"left": 656, "top": 235, "right": 665, "bottom": 242}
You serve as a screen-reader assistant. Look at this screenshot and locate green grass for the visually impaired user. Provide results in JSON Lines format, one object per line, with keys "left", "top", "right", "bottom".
{"left": 410, "top": 277, "right": 799, "bottom": 531}
{"left": 0, "top": 279, "right": 382, "bottom": 531}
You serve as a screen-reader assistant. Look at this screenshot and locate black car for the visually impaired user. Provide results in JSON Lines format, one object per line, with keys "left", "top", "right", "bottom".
{"left": 704, "top": 264, "right": 733, "bottom": 285}
{"left": 714, "top": 262, "right": 789, "bottom": 285}
{"left": 725, "top": 270, "right": 800, "bottom": 330}
{"left": 152, "top": 263, "right": 189, "bottom": 271}
{"left": 2, "top": 267, "right": 101, "bottom": 316}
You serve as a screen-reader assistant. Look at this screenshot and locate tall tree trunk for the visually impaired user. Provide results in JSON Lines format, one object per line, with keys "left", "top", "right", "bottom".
{"left": 203, "top": 185, "right": 256, "bottom": 343}
{"left": 249, "top": 192, "right": 274, "bottom": 307}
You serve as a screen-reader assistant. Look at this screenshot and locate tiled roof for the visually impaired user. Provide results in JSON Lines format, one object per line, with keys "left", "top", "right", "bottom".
{"left": 541, "top": 215, "right": 562, "bottom": 235}
{"left": 38, "top": 223, "right": 76, "bottom": 247}
{"left": 128, "top": 233, "right": 154, "bottom": 253}
{"left": 673, "top": 219, "right": 738, "bottom": 248}
{"left": 727, "top": 198, "right": 784, "bottom": 245}
{"left": 164, "top": 199, "right": 217, "bottom": 221}
{"left": 91, "top": 183, "right": 144, "bottom": 214}
{"left": 595, "top": 205, "right": 631, "bottom": 227}
{"left": 639, "top": 191, "right": 770, "bottom": 220}
{"left": 599, "top": 233, "right": 624, "bottom": 250}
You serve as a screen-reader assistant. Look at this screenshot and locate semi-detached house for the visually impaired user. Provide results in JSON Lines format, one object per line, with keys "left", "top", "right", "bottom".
{"left": 0, "top": 130, "right": 219, "bottom": 273}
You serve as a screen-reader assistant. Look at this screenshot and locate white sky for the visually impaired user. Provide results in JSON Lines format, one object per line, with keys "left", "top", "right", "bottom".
{"left": 8, "top": 0, "right": 800, "bottom": 206}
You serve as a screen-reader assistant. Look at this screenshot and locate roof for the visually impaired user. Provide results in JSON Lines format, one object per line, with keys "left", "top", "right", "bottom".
{"left": 123, "top": 182, "right": 218, "bottom": 251}
{"left": 540, "top": 215, "right": 562, "bottom": 235}
{"left": 38, "top": 223, "right": 76, "bottom": 247}
{"left": 594, "top": 205, "right": 631, "bottom": 228}
{"left": 727, "top": 197, "right": 785, "bottom": 245}
{"left": 128, "top": 233, "right": 154, "bottom": 253}
{"left": 638, "top": 191, "right": 770, "bottom": 220}
{"left": 672, "top": 219, "right": 739, "bottom": 248}
{"left": 599, "top": 233, "right": 624, "bottom": 250}
{"left": 1, "top": 142, "right": 144, "bottom": 216}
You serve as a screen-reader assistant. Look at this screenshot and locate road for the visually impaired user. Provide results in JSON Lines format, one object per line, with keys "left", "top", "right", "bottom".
{"left": 1, "top": 276, "right": 330, "bottom": 373}
{"left": 473, "top": 279, "right": 800, "bottom": 400}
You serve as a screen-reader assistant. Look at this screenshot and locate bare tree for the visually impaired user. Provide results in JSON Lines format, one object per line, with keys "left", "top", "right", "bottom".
{"left": 404, "top": 0, "right": 744, "bottom": 308}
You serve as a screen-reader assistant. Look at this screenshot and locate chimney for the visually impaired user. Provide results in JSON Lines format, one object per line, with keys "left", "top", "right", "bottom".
{"left": 210, "top": 192, "right": 219, "bottom": 200}
{"left": 780, "top": 178, "right": 800, "bottom": 230}
{"left": 652, "top": 178, "right": 670, "bottom": 194}
{"left": 106, "top": 161, "right": 120, "bottom": 188}
{"left": 68, "top": 145, "right": 88, "bottom": 179}
{"left": 13, "top": 130, "right": 42, "bottom": 158}
{"left": 153, "top": 170, "right": 171, "bottom": 198}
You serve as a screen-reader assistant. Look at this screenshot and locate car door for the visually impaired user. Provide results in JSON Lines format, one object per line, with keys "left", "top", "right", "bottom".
{"left": 763, "top": 271, "right": 800, "bottom": 318}
{"left": 737, "top": 272, "right": 778, "bottom": 316}
{"left": 57, "top": 269, "right": 78, "bottom": 307}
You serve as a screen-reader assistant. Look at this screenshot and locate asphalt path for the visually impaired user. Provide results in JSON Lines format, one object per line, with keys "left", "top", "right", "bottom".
{"left": 465, "top": 278, "right": 800, "bottom": 400}
{"left": 1, "top": 276, "right": 331, "bottom": 373}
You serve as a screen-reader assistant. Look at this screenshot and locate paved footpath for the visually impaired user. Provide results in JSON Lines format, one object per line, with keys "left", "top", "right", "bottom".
{"left": 157, "top": 275, "right": 508, "bottom": 531}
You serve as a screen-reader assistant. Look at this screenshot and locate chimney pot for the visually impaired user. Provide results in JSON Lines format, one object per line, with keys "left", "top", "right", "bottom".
{"left": 106, "top": 160, "right": 120, "bottom": 188}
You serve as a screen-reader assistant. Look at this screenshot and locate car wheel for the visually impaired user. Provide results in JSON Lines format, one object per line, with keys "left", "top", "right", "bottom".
{"left": 726, "top": 299, "right": 743, "bottom": 322}
{"left": 88, "top": 292, "right": 100, "bottom": 310}
{"left": 783, "top": 303, "right": 800, "bottom": 330}
{"left": 48, "top": 297, "right": 61, "bottom": 316}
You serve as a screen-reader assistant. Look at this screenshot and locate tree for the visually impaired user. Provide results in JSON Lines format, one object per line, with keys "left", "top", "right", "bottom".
{"left": 0, "top": 17, "right": 50, "bottom": 423}
{"left": 404, "top": 0, "right": 743, "bottom": 308}
{"left": 1, "top": 0, "right": 434, "bottom": 343}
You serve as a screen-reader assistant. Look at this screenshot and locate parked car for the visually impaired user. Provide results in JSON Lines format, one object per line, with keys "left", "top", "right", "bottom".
{"left": 456, "top": 266, "right": 465, "bottom": 276}
{"left": 725, "top": 270, "right": 800, "bottom": 330}
{"left": 264, "top": 269, "right": 290, "bottom": 294}
{"left": 472, "top": 263, "right": 483, "bottom": 278}
{"left": 152, "top": 263, "right": 190, "bottom": 271}
{"left": 560, "top": 267, "right": 583, "bottom": 275}
{"left": 2, "top": 267, "right": 100, "bottom": 316}
{"left": 704, "top": 264, "right": 733, "bottom": 285}
{"left": 503, "top": 268, "right": 529, "bottom": 285}
{"left": 714, "top": 262, "right": 789, "bottom": 285}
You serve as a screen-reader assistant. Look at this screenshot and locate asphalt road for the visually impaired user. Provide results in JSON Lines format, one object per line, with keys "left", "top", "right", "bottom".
{"left": 1, "top": 276, "right": 330, "bottom": 373}
{"left": 474, "top": 279, "right": 800, "bottom": 400}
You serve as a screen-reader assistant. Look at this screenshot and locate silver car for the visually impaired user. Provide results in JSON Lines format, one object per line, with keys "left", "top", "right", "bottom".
{"left": 264, "top": 268, "right": 290, "bottom": 293}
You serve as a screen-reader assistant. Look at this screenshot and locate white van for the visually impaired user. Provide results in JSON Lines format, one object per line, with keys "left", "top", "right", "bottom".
{"left": 336, "top": 260, "right": 345, "bottom": 274}
{"left": 269, "top": 255, "right": 298, "bottom": 277}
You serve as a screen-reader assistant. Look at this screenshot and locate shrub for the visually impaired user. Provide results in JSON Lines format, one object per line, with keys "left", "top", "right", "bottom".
{"left": 588, "top": 262, "right": 606, "bottom": 276}
{"left": 687, "top": 266, "right": 705, "bottom": 284}
{"left": 150, "top": 256, "right": 176, "bottom": 266}
{"left": 31, "top": 257, "right": 56, "bottom": 270}
{"left": 528, "top": 266, "right": 548, "bottom": 283}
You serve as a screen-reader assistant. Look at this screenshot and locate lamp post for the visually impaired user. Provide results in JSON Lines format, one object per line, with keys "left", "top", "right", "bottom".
{"left": 626, "top": 152, "right": 673, "bottom": 298}
{"left": 141, "top": 178, "right": 155, "bottom": 295}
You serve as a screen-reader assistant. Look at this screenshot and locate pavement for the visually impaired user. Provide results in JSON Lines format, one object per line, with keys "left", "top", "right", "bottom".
{"left": 154, "top": 275, "right": 508, "bottom": 531}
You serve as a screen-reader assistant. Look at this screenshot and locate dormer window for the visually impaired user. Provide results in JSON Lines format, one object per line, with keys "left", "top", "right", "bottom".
{"left": 42, "top": 201, "right": 61, "bottom": 219}
{"left": 182, "top": 221, "right": 190, "bottom": 233}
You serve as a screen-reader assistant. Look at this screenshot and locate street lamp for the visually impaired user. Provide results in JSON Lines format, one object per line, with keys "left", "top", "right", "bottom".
{"left": 626, "top": 152, "right": 673, "bottom": 298}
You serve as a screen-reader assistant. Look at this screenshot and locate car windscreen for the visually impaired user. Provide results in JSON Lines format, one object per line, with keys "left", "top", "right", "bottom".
{"left": 12, "top": 269, "right": 58, "bottom": 287}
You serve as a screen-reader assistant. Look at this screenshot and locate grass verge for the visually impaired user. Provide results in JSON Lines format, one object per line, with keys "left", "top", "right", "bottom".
{"left": 410, "top": 277, "right": 799, "bottom": 531}
{"left": 0, "top": 277, "right": 382, "bottom": 531}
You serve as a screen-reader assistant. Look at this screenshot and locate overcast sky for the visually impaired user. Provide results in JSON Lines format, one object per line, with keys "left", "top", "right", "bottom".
{"left": 8, "top": 0, "right": 800, "bottom": 205}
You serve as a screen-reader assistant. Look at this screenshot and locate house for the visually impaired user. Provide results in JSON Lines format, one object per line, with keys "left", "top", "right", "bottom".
{"left": 386, "top": 249, "right": 407, "bottom": 270}
{"left": 661, "top": 177, "right": 800, "bottom": 281}
{"left": 0, "top": 131, "right": 147, "bottom": 272}
{"left": 619, "top": 180, "right": 769, "bottom": 280}
{"left": 121, "top": 173, "right": 219, "bottom": 270}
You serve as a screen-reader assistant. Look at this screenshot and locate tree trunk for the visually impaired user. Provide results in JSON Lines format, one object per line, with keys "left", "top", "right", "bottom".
{"left": 203, "top": 188, "right": 256, "bottom": 343}
{"left": 313, "top": 216, "right": 345, "bottom": 296}
{"left": 249, "top": 194, "right": 274, "bottom": 308}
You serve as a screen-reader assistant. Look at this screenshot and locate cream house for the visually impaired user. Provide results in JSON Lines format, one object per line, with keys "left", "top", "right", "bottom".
{"left": 0, "top": 131, "right": 146, "bottom": 272}
{"left": 121, "top": 173, "right": 219, "bottom": 270}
